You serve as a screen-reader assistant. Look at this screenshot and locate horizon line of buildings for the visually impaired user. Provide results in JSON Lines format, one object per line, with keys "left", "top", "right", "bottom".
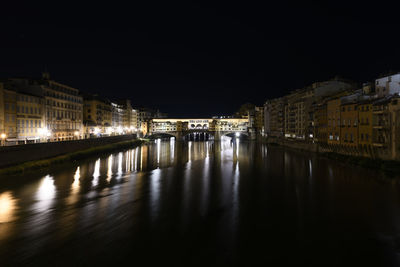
{"left": 0, "top": 72, "right": 167, "bottom": 145}
{"left": 263, "top": 73, "right": 400, "bottom": 160}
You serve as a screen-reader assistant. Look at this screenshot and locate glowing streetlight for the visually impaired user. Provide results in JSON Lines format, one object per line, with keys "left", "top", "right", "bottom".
{"left": 74, "top": 131, "right": 80, "bottom": 139}
{"left": 235, "top": 132, "right": 240, "bottom": 137}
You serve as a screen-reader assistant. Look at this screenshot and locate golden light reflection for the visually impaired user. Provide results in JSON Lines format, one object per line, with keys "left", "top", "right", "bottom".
{"left": 107, "top": 155, "right": 113, "bottom": 182}
{"left": 92, "top": 159, "right": 100, "bottom": 187}
{"left": 170, "top": 137, "right": 175, "bottom": 163}
{"left": 35, "top": 175, "right": 56, "bottom": 212}
{"left": 73, "top": 166, "right": 80, "bottom": 189}
{"left": 117, "top": 152, "right": 123, "bottom": 179}
{"left": 135, "top": 148, "right": 138, "bottom": 171}
{"left": 67, "top": 167, "right": 80, "bottom": 205}
{"left": 0, "top": 191, "right": 16, "bottom": 223}
{"left": 157, "top": 138, "right": 161, "bottom": 166}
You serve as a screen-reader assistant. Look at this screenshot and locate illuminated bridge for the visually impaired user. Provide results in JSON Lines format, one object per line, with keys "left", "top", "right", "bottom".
{"left": 146, "top": 118, "right": 252, "bottom": 141}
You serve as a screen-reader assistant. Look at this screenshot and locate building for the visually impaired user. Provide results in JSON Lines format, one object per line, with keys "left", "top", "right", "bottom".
{"left": 264, "top": 97, "right": 285, "bottom": 138}
{"left": 0, "top": 81, "right": 47, "bottom": 145}
{"left": 340, "top": 101, "right": 358, "bottom": 148}
{"left": 254, "top": 106, "right": 264, "bottom": 136}
{"left": 314, "top": 101, "right": 328, "bottom": 145}
{"left": 16, "top": 91, "right": 45, "bottom": 144}
{"left": 116, "top": 99, "right": 138, "bottom": 134}
{"left": 111, "top": 102, "right": 124, "bottom": 134}
{"left": 327, "top": 98, "right": 341, "bottom": 146}
{"left": 370, "top": 96, "right": 400, "bottom": 160}
{"left": 0, "top": 84, "right": 17, "bottom": 144}
{"left": 137, "top": 108, "right": 168, "bottom": 134}
{"left": 83, "top": 94, "right": 112, "bottom": 138}
{"left": 284, "top": 89, "right": 308, "bottom": 139}
{"left": 40, "top": 74, "right": 83, "bottom": 141}
{"left": 375, "top": 73, "right": 400, "bottom": 98}
{"left": 358, "top": 100, "right": 373, "bottom": 154}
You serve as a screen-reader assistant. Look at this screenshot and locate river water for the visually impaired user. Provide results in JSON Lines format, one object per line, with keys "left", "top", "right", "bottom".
{"left": 0, "top": 138, "right": 400, "bottom": 266}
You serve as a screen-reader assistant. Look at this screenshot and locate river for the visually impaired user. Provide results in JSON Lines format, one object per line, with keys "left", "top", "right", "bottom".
{"left": 0, "top": 138, "right": 400, "bottom": 266}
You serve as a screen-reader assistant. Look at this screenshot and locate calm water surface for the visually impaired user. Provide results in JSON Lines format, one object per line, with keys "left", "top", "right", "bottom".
{"left": 1, "top": 138, "right": 400, "bottom": 266}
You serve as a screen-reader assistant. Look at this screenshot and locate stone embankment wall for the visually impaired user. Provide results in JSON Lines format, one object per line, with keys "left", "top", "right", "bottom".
{"left": 266, "top": 137, "right": 392, "bottom": 160}
{"left": 0, "top": 135, "right": 137, "bottom": 168}
{"left": 266, "top": 137, "right": 319, "bottom": 153}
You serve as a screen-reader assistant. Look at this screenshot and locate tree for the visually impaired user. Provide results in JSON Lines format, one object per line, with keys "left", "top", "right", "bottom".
{"left": 234, "top": 103, "right": 255, "bottom": 117}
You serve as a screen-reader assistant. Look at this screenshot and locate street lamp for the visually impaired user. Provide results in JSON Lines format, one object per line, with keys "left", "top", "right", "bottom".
{"left": 38, "top": 128, "right": 51, "bottom": 142}
{"left": 74, "top": 131, "right": 80, "bottom": 139}
{"left": 1, "top": 133, "right": 6, "bottom": 146}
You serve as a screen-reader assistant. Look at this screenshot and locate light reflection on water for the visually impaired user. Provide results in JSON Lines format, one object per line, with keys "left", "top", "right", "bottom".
{"left": 0, "top": 191, "right": 16, "bottom": 223}
{"left": 0, "top": 139, "right": 400, "bottom": 266}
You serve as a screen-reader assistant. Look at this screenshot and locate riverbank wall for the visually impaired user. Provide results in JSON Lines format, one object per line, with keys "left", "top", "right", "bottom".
{"left": 0, "top": 134, "right": 138, "bottom": 169}
{"left": 265, "top": 136, "right": 400, "bottom": 175}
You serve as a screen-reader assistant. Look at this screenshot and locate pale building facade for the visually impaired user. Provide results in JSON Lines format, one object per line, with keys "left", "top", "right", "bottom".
{"left": 41, "top": 75, "right": 83, "bottom": 141}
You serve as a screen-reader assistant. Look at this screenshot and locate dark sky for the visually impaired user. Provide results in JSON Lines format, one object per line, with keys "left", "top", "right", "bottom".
{"left": 1, "top": 2, "right": 400, "bottom": 117}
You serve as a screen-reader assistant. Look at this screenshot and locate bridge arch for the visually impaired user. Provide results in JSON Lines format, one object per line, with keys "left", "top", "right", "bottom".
{"left": 183, "top": 131, "right": 214, "bottom": 141}
{"left": 222, "top": 131, "right": 249, "bottom": 139}
{"left": 147, "top": 132, "right": 178, "bottom": 140}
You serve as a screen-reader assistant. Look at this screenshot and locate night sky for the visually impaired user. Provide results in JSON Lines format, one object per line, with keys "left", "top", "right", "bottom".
{"left": 1, "top": 2, "right": 400, "bottom": 117}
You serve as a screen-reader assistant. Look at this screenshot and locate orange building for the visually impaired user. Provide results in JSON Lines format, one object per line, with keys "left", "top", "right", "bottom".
{"left": 358, "top": 101, "right": 373, "bottom": 151}
{"left": 340, "top": 102, "right": 358, "bottom": 147}
{"left": 314, "top": 102, "right": 328, "bottom": 145}
{"left": 327, "top": 98, "right": 341, "bottom": 145}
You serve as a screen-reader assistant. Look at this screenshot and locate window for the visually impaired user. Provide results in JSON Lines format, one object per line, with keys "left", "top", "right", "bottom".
{"left": 361, "top": 133, "right": 364, "bottom": 140}
{"left": 348, "top": 119, "right": 351, "bottom": 127}
{"left": 366, "top": 134, "right": 369, "bottom": 141}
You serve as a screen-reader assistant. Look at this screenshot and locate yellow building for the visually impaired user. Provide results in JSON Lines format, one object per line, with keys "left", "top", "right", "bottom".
{"left": 16, "top": 92, "right": 45, "bottom": 143}
{"left": 340, "top": 102, "right": 358, "bottom": 148}
{"left": 327, "top": 98, "right": 341, "bottom": 145}
{"left": 358, "top": 101, "right": 373, "bottom": 151}
{"left": 4, "top": 89, "right": 17, "bottom": 142}
{"left": 314, "top": 102, "right": 327, "bottom": 145}
{"left": 0, "top": 85, "right": 17, "bottom": 144}
{"left": 43, "top": 80, "right": 83, "bottom": 141}
{"left": 83, "top": 95, "right": 112, "bottom": 137}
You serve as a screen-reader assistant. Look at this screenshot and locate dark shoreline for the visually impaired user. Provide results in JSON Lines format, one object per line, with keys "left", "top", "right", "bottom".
{"left": 264, "top": 139, "right": 400, "bottom": 177}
